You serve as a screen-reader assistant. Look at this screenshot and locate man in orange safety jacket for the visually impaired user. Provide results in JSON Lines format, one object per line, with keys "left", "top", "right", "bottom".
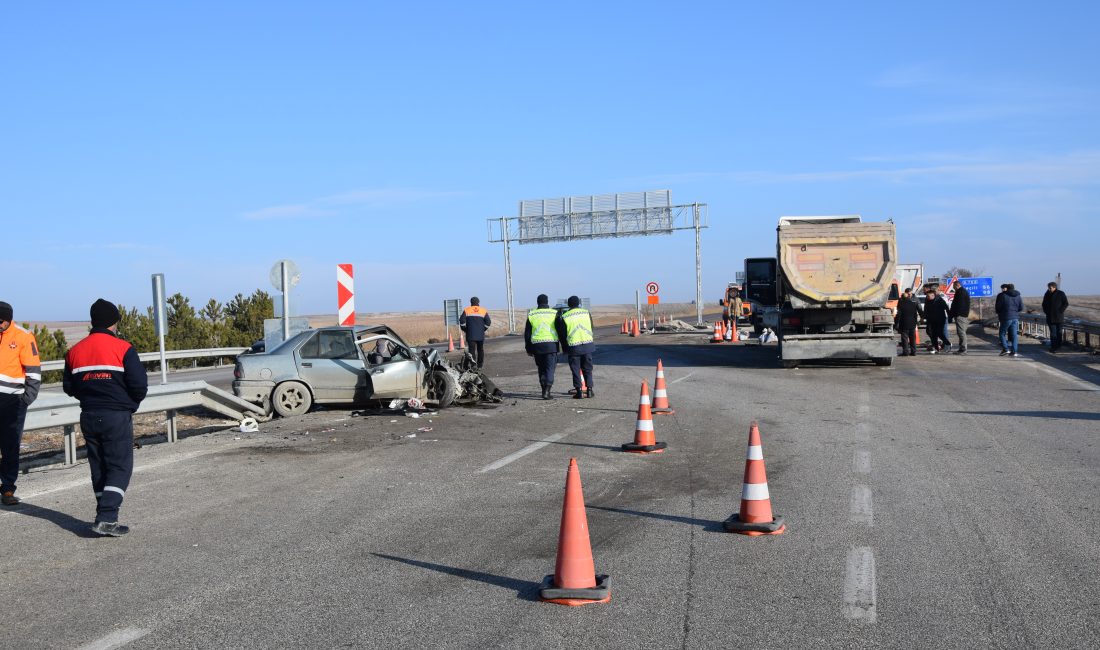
{"left": 0, "top": 301, "right": 41, "bottom": 506}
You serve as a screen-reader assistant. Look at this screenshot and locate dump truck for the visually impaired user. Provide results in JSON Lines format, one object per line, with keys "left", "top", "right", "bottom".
{"left": 745, "top": 216, "right": 897, "bottom": 368}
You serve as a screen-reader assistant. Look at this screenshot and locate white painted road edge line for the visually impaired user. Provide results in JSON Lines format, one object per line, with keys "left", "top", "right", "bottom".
{"left": 75, "top": 626, "right": 150, "bottom": 650}
{"left": 9, "top": 445, "right": 234, "bottom": 503}
{"left": 479, "top": 413, "right": 612, "bottom": 473}
{"left": 850, "top": 485, "right": 873, "bottom": 526}
{"left": 844, "top": 547, "right": 877, "bottom": 624}
{"left": 1031, "top": 362, "right": 1100, "bottom": 392}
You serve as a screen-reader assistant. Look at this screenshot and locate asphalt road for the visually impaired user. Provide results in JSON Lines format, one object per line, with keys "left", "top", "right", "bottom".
{"left": 4, "top": 327, "right": 1098, "bottom": 649}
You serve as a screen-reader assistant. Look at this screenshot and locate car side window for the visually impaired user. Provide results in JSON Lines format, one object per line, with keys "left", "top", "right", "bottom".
{"left": 299, "top": 332, "right": 321, "bottom": 358}
{"left": 301, "top": 331, "right": 358, "bottom": 360}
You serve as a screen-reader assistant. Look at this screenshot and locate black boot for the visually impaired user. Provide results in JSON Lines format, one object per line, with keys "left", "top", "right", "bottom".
{"left": 542, "top": 384, "right": 553, "bottom": 400}
{"left": 586, "top": 387, "right": 594, "bottom": 398}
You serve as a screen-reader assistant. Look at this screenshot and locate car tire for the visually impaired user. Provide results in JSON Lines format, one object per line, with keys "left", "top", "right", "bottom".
{"left": 272, "top": 381, "right": 313, "bottom": 417}
{"left": 428, "top": 369, "right": 456, "bottom": 408}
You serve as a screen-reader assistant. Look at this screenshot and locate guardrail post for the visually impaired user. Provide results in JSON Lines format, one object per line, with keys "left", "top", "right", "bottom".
{"left": 166, "top": 409, "right": 179, "bottom": 443}
{"left": 63, "top": 424, "right": 77, "bottom": 466}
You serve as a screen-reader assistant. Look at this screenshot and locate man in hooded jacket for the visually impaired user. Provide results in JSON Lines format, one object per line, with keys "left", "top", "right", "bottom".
{"left": 995, "top": 283, "right": 1024, "bottom": 357}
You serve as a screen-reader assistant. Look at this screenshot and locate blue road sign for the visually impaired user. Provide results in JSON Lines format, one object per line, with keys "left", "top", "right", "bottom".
{"left": 958, "top": 277, "right": 994, "bottom": 297}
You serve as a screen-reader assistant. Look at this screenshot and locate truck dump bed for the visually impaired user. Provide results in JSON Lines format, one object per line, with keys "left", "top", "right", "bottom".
{"left": 777, "top": 218, "right": 897, "bottom": 309}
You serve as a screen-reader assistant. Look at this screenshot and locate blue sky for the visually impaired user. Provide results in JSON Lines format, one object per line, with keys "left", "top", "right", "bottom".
{"left": 3, "top": 2, "right": 1098, "bottom": 321}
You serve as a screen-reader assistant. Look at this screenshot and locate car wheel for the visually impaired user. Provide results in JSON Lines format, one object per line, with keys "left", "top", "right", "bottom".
{"left": 427, "top": 369, "right": 456, "bottom": 408}
{"left": 272, "top": 381, "right": 313, "bottom": 417}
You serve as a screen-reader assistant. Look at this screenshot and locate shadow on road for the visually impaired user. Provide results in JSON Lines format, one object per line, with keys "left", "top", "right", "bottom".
{"left": 371, "top": 553, "right": 541, "bottom": 601}
{"left": 588, "top": 505, "right": 727, "bottom": 533}
{"left": 539, "top": 440, "right": 623, "bottom": 451}
{"left": 7, "top": 503, "right": 98, "bottom": 538}
{"left": 953, "top": 410, "right": 1100, "bottom": 421}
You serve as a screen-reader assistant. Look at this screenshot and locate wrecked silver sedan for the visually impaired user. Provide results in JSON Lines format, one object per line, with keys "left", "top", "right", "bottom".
{"left": 232, "top": 325, "right": 500, "bottom": 418}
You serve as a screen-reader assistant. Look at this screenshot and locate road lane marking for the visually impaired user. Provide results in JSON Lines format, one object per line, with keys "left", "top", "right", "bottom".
{"left": 670, "top": 372, "right": 696, "bottom": 384}
{"left": 1031, "top": 362, "right": 1100, "bottom": 392}
{"left": 7, "top": 445, "right": 241, "bottom": 503}
{"left": 853, "top": 450, "right": 871, "bottom": 474}
{"left": 850, "top": 485, "right": 873, "bottom": 526}
{"left": 844, "top": 547, "right": 877, "bottom": 623}
{"left": 76, "top": 627, "right": 150, "bottom": 650}
{"left": 479, "top": 413, "right": 612, "bottom": 473}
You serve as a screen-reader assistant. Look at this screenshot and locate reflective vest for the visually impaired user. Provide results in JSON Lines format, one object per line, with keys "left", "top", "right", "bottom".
{"left": 562, "top": 308, "right": 594, "bottom": 346}
{"left": 0, "top": 323, "right": 41, "bottom": 396}
{"left": 527, "top": 308, "right": 559, "bottom": 344}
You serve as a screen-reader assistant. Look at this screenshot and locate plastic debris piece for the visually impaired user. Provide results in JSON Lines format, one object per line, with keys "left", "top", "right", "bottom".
{"left": 404, "top": 433, "right": 417, "bottom": 438}
{"left": 406, "top": 412, "right": 420, "bottom": 419}
{"left": 239, "top": 417, "right": 259, "bottom": 433}
{"left": 417, "top": 427, "right": 433, "bottom": 432}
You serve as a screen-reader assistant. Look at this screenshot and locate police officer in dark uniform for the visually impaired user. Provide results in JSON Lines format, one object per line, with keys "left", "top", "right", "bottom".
{"left": 458, "top": 297, "right": 491, "bottom": 368}
{"left": 63, "top": 299, "right": 148, "bottom": 537}
{"left": 556, "top": 296, "right": 595, "bottom": 399}
{"left": 524, "top": 294, "right": 560, "bottom": 400}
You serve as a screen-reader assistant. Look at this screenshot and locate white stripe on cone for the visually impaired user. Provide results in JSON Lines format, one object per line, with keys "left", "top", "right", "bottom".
{"left": 636, "top": 419, "right": 654, "bottom": 432}
{"left": 639, "top": 394, "right": 651, "bottom": 405}
{"left": 654, "top": 389, "right": 668, "bottom": 398}
{"left": 746, "top": 445, "right": 763, "bottom": 460}
{"left": 742, "top": 482, "right": 770, "bottom": 500}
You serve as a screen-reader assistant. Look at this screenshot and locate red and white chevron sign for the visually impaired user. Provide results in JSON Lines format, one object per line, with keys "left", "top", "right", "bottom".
{"left": 337, "top": 264, "right": 355, "bottom": 326}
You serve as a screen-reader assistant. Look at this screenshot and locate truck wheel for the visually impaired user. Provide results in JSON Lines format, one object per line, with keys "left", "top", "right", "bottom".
{"left": 272, "top": 381, "right": 312, "bottom": 417}
{"left": 428, "top": 369, "right": 456, "bottom": 407}
{"left": 873, "top": 357, "right": 894, "bottom": 367}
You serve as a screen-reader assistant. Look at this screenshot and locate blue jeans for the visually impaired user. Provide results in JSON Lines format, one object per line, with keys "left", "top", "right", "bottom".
{"left": 999, "top": 319, "right": 1019, "bottom": 354}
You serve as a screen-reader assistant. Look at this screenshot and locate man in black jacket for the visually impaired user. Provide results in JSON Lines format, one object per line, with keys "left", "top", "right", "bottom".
{"left": 1041, "top": 282, "right": 1069, "bottom": 353}
{"left": 459, "top": 297, "right": 491, "bottom": 368}
{"left": 894, "top": 290, "right": 920, "bottom": 356}
{"left": 949, "top": 280, "right": 971, "bottom": 355}
{"left": 923, "top": 289, "right": 951, "bottom": 353}
{"left": 63, "top": 299, "right": 148, "bottom": 537}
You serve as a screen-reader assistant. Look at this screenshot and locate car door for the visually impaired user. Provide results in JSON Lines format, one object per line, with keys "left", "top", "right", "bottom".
{"left": 295, "top": 330, "right": 365, "bottom": 402}
{"left": 357, "top": 336, "right": 420, "bottom": 399}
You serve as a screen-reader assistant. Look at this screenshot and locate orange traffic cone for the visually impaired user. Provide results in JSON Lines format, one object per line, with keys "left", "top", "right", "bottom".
{"left": 724, "top": 421, "right": 785, "bottom": 535}
{"left": 711, "top": 322, "right": 723, "bottom": 343}
{"left": 915, "top": 328, "right": 921, "bottom": 345}
{"left": 724, "top": 321, "right": 733, "bottom": 341}
{"left": 447, "top": 332, "right": 455, "bottom": 352}
{"left": 460, "top": 332, "right": 466, "bottom": 348}
{"left": 539, "top": 458, "right": 610, "bottom": 606}
{"left": 622, "top": 380, "right": 667, "bottom": 453}
{"left": 651, "top": 359, "right": 674, "bottom": 415}
{"left": 632, "top": 319, "right": 641, "bottom": 337}
{"left": 731, "top": 323, "right": 740, "bottom": 342}
{"left": 621, "top": 319, "right": 628, "bottom": 335}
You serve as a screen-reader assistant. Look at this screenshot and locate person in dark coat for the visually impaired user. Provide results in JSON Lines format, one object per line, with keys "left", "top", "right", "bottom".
{"left": 458, "top": 297, "right": 491, "bottom": 368}
{"left": 923, "top": 289, "right": 950, "bottom": 353}
{"left": 894, "top": 290, "right": 920, "bottom": 356}
{"left": 995, "top": 283, "right": 1024, "bottom": 356}
{"left": 1041, "top": 282, "right": 1069, "bottom": 353}
{"left": 524, "top": 294, "right": 560, "bottom": 399}
{"left": 948, "top": 280, "right": 971, "bottom": 355}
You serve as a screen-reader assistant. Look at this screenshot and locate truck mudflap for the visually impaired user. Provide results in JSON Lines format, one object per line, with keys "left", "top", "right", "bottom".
{"left": 779, "top": 333, "right": 896, "bottom": 361}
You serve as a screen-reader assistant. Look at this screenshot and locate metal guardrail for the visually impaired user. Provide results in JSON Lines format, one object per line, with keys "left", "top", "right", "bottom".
{"left": 25, "top": 380, "right": 264, "bottom": 465}
{"left": 1017, "top": 314, "right": 1100, "bottom": 350}
{"left": 39, "top": 347, "right": 249, "bottom": 372}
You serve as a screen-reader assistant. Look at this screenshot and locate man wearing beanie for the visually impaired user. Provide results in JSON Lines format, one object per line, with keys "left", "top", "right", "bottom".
{"left": 0, "top": 301, "right": 42, "bottom": 506}
{"left": 524, "top": 294, "right": 560, "bottom": 399}
{"left": 556, "top": 296, "right": 596, "bottom": 399}
{"left": 63, "top": 299, "right": 148, "bottom": 536}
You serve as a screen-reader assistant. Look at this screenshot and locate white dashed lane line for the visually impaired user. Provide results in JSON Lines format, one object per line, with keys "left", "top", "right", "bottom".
{"left": 478, "top": 413, "right": 612, "bottom": 473}
{"left": 844, "top": 547, "right": 877, "bottom": 623}
{"left": 850, "top": 484, "right": 873, "bottom": 526}
{"left": 75, "top": 627, "right": 150, "bottom": 650}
